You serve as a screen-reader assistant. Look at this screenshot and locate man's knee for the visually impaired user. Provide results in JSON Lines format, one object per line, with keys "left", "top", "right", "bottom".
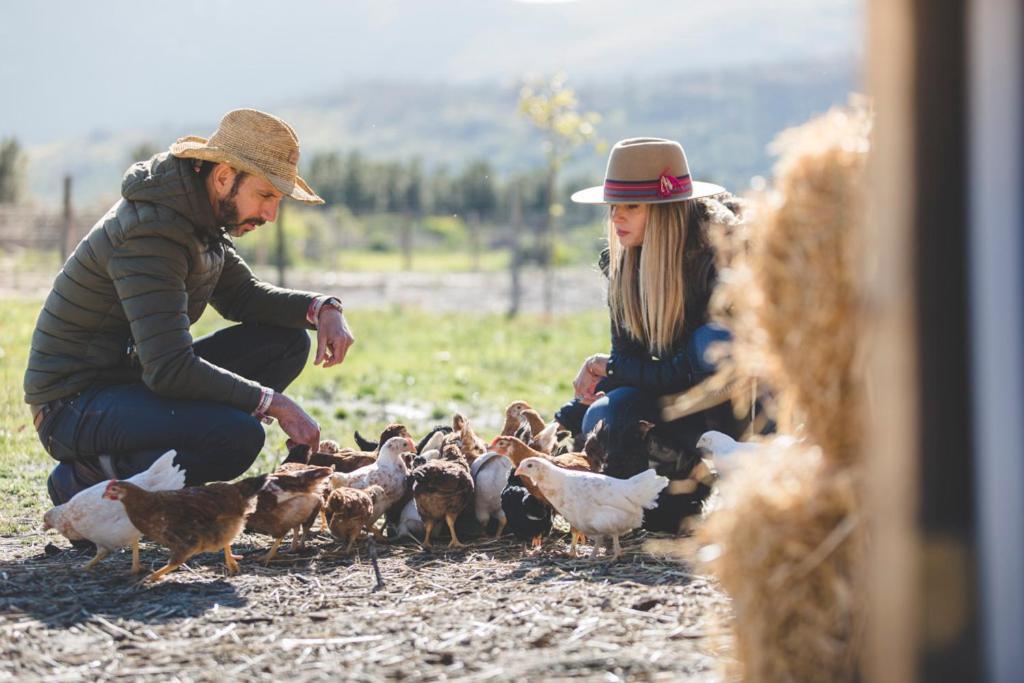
{"left": 192, "top": 413, "right": 266, "bottom": 484}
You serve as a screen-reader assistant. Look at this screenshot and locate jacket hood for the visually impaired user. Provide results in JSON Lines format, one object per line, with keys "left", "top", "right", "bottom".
{"left": 121, "top": 153, "right": 220, "bottom": 237}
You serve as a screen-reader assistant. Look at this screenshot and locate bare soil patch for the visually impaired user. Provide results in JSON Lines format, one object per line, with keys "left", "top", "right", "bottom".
{"left": 1, "top": 523, "right": 730, "bottom": 682}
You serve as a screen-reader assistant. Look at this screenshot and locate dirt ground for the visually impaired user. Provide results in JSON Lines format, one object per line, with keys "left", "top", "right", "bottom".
{"left": 1, "top": 522, "right": 732, "bottom": 682}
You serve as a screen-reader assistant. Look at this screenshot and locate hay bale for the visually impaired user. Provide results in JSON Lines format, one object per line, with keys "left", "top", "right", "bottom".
{"left": 710, "top": 104, "right": 870, "bottom": 462}
{"left": 694, "top": 103, "right": 871, "bottom": 682}
{"left": 699, "top": 443, "right": 864, "bottom": 682}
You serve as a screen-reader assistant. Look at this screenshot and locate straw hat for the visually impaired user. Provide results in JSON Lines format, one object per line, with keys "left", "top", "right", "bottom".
{"left": 170, "top": 108, "right": 324, "bottom": 205}
{"left": 571, "top": 137, "right": 724, "bottom": 204}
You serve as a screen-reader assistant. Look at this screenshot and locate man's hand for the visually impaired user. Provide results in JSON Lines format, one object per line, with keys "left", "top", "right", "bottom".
{"left": 266, "top": 393, "right": 320, "bottom": 451}
{"left": 315, "top": 308, "right": 355, "bottom": 368}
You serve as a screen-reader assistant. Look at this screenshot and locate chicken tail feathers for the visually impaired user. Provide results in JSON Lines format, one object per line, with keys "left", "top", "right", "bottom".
{"left": 134, "top": 449, "right": 186, "bottom": 491}
{"left": 353, "top": 430, "right": 378, "bottom": 452}
{"left": 625, "top": 469, "right": 671, "bottom": 510}
{"left": 233, "top": 473, "right": 274, "bottom": 500}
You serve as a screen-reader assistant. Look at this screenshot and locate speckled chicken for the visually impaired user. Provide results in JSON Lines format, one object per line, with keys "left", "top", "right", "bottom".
{"left": 325, "top": 484, "right": 386, "bottom": 552}
{"left": 102, "top": 474, "right": 273, "bottom": 581}
{"left": 410, "top": 444, "right": 475, "bottom": 548}
{"left": 246, "top": 465, "right": 333, "bottom": 563}
{"left": 330, "top": 435, "right": 415, "bottom": 524}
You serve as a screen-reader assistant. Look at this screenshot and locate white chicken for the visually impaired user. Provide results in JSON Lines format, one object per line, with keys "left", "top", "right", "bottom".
{"left": 330, "top": 435, "right": 414, "bottom": 523}
{"left": 514, "top": 457, "right": 668, "bottom": 560}
{"left": 470, "top": 451, "right": 513, "bottom": 537}
{"left": 42, "top": 450, "right": 186, "bottom": 572}
{"left": 696, "top": 430, "right": 800, "bottom": 479}
{"left": 395, "top": 498, "right": 424, "bottom": 540}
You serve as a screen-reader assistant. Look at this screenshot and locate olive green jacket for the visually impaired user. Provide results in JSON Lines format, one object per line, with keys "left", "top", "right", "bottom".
{"left": 24, "top": 153, "right": 321, "bottom": 412}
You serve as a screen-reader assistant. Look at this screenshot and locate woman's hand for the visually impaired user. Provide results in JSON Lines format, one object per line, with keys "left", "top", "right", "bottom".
{"left": 572, "top": 354, "right": 609, "bottom": 405}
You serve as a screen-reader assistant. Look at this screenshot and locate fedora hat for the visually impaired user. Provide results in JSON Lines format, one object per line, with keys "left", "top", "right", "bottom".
{"left": 571, "top": 137, "right": 724, "bottom": 204}
{"left": 170, "top": 108, "right": 324, "bottom": 205}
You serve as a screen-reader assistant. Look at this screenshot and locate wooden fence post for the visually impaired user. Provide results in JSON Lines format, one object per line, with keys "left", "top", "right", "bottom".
{"left": 60, "top": 175, "right": 72, "bottom": 263}
{"left": 507, "top": 183, "right": 523, "bottom": 318}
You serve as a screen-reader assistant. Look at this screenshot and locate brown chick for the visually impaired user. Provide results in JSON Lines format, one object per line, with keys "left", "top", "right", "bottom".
{"left": 325, "top": 484, "right": 386, "bottom": 552}
{"left": 442, "top": 413, "right": 486, "bottom": 465}
{"left": 501, "top": 400, "right": 534, "bottom": 436}
{"left": 247, "top": 465, "right": 333, "bottom": 563}
{"left": 410, "top": 444, "right": 474, "bottom": 548}
{"left": 309, "top": 424, "right": 413, "bottom": 472}
{"left": 102, "top": 474, "right": 272, "bottom": 582}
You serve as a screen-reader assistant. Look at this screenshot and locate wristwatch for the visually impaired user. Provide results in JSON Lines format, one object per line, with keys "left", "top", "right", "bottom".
{"left": 320, "top": 296, "right": 344, "bottom": 317}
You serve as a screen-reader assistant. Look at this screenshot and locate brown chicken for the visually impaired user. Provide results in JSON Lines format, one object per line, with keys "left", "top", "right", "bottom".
{"left": 500, "top": 400, "right": 534, "bottom": 436}
{"left": 246, "top": 465, "right": 333, "bottom": 563}
{"left": 325, "top": 484, "right": 386, "bottom": 552}
{"left": 441, "top": 413, "right": 486, "bottom": 465}
{"left": 489, "top": 435, "right": 593, "bottom": 555}
{"left": 410, "top": 444, "right": 474, "bottom": 548}
{"left": 309, "top": 424, "right": 413, "bottom": 472}
{"left": 102, "top": 474, "right": 272, "bottom": 582}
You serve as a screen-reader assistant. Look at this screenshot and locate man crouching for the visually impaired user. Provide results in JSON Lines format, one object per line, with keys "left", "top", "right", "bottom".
{"left": 24, "top": 108, "right": 353, "bottom": 505}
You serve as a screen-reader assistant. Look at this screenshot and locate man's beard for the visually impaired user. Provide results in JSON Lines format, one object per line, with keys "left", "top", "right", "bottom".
{"left": 218, "top": 194, "right": 265, "bottom": 237}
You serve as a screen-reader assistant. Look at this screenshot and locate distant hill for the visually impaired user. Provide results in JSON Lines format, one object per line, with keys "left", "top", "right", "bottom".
{"left": 24, "top": 56, "right": 859, "bottom": 209}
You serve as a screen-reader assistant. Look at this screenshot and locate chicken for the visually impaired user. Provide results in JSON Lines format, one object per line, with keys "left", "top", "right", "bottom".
{"left": 500, "top": 469, "right": 552, "bottom": 550}
{"left": 410, "top": 444, "right": 475, "bottom": 548}
{"left": 514, "top": 458, "right": 668, "bottom": 560}
{"left": 395, "top": 498, "right": 425, "bottom": 540}
{"left": 42, "top": 450, "right": 185, "bottom": 573}
{"left": 330, "top": 435, "right": 415, "bottom": 524}
{"left": 102, "top": 474, "right": 273, "bottom": 581}
{"left": 441, "top": 413, "right": 487, "bottom": 465}
{"left": 246, "top": 465, "right": 333, "bottom": 563}
{"left": 351, "top": 423, "right": 414, "bottom": 452}
{"left": 489, "top": 434, "right": 593, "bottom": 552}
{"left": 325, "top": 484, "right": 386, "bottom": 552}
{"left": 501, "top": 400, "right": 534, "bottom": 436}
{"left": 470, "top": 451, "right": 513, "bottom": 538}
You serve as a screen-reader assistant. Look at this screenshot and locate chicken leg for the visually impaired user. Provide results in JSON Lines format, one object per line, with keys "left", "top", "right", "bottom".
{"left": 422, "top": 519, "right": 435, "bottom": 549}
{"left": 494, "top": 517, "right": 507, "bottom": 539}
{"left": 83, "top": 547, "right": 109, "bottom": 570}
{"left": 345, "top": 533, "right": 358, "bottom": 553}
{"left": 146, "top": 561, "right": 183, "bottom": 583}
{"left": 224, "top": 545, "right": 241, "bottom": 574}
{"left": 130, "top": 539, "right": 142, "bottom": 574}
{"left": 262, "top": 537, "right": 284, "bottom": 565}
{"left": 610, "top": 535, "right": 622, "bottom": 561}
{"left": 445, "top": 513, "right": 464, "bottom": 548}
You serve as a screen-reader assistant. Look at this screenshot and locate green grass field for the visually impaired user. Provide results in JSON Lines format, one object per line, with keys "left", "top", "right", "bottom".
{"left": 0, "top": 298, "right": 608, "bottom": 536}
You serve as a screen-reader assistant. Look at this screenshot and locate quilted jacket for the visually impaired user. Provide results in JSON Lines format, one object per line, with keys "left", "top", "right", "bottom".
{"left": 24, "top": 153, "right": 319, "bottom": 411}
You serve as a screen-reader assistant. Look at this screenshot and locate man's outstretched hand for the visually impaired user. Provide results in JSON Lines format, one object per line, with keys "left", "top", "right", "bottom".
{"left": 267, "top": 393, "right": 320, "bottom": 451}
{"left": 315, "top": 308, "right": 355, "bottom": 368}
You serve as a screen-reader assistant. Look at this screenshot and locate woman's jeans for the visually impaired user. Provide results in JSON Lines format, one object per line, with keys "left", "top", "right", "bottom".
{"left": 555, "top": 323, "right": 733, "bottom": 461}
{"left": 37, "top": 323, "right": 310, "bottom": 488}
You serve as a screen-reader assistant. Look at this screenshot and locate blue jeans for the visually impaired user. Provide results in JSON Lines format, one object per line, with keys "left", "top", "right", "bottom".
{"left": 37, "top": 323, "right": 310, "bottom": 486}
{"left": 555, "top": 322, "right": 733, "bottom": 462}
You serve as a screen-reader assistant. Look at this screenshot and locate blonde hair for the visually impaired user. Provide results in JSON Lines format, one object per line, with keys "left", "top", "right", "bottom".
{"left": 607, "top": 201, "right": 704, "bottom": 357}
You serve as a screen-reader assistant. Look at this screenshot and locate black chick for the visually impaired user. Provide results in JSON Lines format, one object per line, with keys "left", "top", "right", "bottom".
{"left": 500, "top": 470, "right": 552, "bottom": 550}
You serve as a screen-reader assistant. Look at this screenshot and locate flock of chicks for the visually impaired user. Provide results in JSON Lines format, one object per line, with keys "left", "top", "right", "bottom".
{"left": 43, "top": 401, "right": 730, "bottom": 583}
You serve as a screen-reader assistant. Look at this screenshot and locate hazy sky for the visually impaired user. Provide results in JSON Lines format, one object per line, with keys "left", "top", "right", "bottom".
{"left": 0, "top": 0, "right": 860, "bottom": 145}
